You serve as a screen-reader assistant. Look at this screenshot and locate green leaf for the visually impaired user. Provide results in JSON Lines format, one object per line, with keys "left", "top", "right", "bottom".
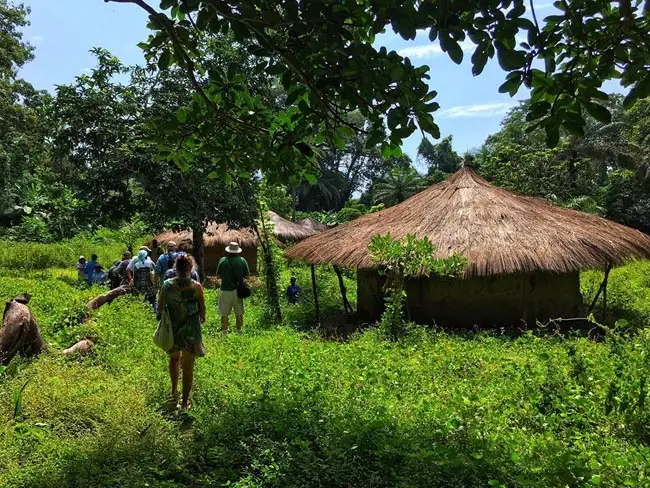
{"left": 157, "top": 50, "right": 171, "bottom": 70}
{"left": 590, "top": 475, "right": 601, "bottom": 485}
{"left": 304, "top": 173, "right": 317, "bottom": 185}
{"left": 296, "top": 142, "right": 314, "bottom": 157}
{"left": 389, "top": 64, "right": 405, "bottom": 82}
{"left": 496, "top": 44, "right": 526, "bottom": 70}
{"left": 440, "top": 32, "right": 463, "bottom": 65}
{"left": 160, "top": 0, "right": 175, "bottom": 9}
{"left": 545, "top": 125, "right": 560, "bottom": 147}
{"left": 623, "top": 75, "right": 650, "bottom": 109}
{"left": 176, "top": 107, "right": 188, "bottom": 123}
{"left": 584, "top": 102, "right": 611, "bottom": 123}
{"left": 471, "top": 49, "right": 488, "bottom": 76}
{"left": 417, "top": 113, "right": 440, "bottom": 138}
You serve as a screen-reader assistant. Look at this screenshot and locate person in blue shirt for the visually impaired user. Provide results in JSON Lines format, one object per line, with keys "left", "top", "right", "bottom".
{"left": 286, "top": 277, "right": 301, "bottom": 304}
{"left": 155, "top": 241, "right": 177, "bottom": 288}
{"left": 85, "top": 254, "right": 105, "bottom": 285}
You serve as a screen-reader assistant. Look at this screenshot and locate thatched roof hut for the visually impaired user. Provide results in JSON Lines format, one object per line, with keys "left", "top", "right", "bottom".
{"left": 286, "top": 167, "right": 650, "bottom": 326}
{"left": 268, "top": 211, "right": 326, "bottom": 243}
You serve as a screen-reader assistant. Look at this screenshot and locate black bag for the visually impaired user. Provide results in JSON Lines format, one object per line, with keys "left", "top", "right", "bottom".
{"left": 230, "top": 257, "right": 251, "bottom": 299}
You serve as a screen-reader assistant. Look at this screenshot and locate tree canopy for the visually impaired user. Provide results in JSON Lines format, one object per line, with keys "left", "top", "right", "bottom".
{"left": 107, "top": 0, "right": 650, "bottom": 179}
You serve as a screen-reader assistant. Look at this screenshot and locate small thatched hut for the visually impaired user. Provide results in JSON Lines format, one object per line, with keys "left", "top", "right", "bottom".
{"left": 152, "top": 223, "right": 258, "bottom": 274}
{"left": 268, "top": 211, "right": 316, "bottom": 243}
{"left": 286, "top": 167, "right": 650, "bottom": 327}
{"left": 268, "top": 211, "right": 328, "bottom": 243}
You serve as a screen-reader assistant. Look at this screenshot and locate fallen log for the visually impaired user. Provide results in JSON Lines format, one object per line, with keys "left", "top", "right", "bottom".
{"left": 0, "top": 293, "right": 46, "bottom": 366}
{"left": 85, "top": 285, "right": 131, "bottom": 311}
{"left": 64, "top": 339, "right": 94, "bottom": 356}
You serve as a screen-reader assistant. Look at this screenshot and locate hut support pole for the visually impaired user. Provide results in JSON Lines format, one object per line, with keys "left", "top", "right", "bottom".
{"left": 587, "top": 264, "right": 612, "bottom": 318}
{"left": 311, "top": 265, "right": 320, "bottom": 324}
{"left": 332, "top": 265, "right": 352, "bottom": 314}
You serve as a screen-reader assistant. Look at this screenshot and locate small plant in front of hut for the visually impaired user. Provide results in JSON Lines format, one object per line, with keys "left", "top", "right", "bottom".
{"left": 369, "top": 233, "right": 467, "bottom": 339}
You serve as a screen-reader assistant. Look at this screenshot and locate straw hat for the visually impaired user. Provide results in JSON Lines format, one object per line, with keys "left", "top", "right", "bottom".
{"left": 225, "top": 242, "right": 242, "bottom": 254}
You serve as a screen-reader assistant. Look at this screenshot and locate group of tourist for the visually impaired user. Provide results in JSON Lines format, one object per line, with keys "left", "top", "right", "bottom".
{"left": 76, "top": 239, "right": 251, "bottom": 411}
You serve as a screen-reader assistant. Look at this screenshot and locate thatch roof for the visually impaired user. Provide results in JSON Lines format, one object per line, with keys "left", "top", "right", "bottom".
{"left": 268, "top": 211, "right": 324, "bottom": 243}
{"left": 152, "top": 222, "right": 257, "bottom": 250}
{"left": 286, "top": 167, "right": 650, "bottom": 277}
{"left": 297, "top": 217, "right": 330, "bottom": 233}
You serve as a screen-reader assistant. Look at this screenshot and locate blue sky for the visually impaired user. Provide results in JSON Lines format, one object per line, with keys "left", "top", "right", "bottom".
{"left": 18, "top": 1, "right": 621, "bottom": 171}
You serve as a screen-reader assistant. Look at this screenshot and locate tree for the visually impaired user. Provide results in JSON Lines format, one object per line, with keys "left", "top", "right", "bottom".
{"left": 371, "top": 163, "right": 425, "bottom": 207}
{"left": 0, "top": 1, "right": 49, "bottom": 227}
{"left": 108, "top": 0, "right": 650, "bottom": 180}
{"left": 476, "top": 95, "right": 650, "bottom": 231}
{"left": 48, "top": 49, "right": 147, "bottom": 228}
{"left": 417, "top": 136, "right": 461, "bottom": 175}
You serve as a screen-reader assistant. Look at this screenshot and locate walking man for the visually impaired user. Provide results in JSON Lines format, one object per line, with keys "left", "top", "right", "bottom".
{"left": 216, "top": 242, "right": 250, "bottom": 335}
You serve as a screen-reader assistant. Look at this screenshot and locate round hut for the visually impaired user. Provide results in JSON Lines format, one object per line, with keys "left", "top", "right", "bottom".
{"left": 286, "top": 167, "right": 650, "bottom": 327}
{"left": 152, "top": 223, "right": 258, "bottom": 275}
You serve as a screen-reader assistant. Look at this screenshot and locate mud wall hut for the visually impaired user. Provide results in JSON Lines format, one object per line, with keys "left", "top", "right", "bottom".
{"left": 286, "top": 166, "right": 650, "bottom": 327}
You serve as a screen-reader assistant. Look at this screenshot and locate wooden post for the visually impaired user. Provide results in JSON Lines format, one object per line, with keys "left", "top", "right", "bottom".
{"left": 602, "top": 264, "right": 611, "bottom": 322}
{"left": 311, "top": 264, "right": 320, "bottom": 323}
{"left": 332, "top": 265, "right": 352, "bottom": 314}
{"left": 587, "top": 264, "right": 612, "bottom": 317}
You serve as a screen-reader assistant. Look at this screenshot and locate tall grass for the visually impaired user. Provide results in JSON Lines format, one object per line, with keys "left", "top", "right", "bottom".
{"left": 0, "top": 228, "right": 145, "bottom": 271}
{"left": 1, "top": 249, "right": 649, "bottom": 487}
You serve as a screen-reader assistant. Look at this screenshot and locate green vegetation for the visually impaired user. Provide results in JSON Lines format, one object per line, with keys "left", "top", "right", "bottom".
{"left": 1, "top": 241, "right": 650, "bottom": 487}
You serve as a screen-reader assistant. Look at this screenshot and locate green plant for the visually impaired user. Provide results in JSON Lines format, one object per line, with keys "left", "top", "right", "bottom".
{"left": 368, "top": 233, "right": 467, "bottom": 339}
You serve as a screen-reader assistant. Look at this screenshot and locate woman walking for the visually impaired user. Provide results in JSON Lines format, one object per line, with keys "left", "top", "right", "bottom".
{"left": 157, "top": 254, "right": 206, "bottom": 410}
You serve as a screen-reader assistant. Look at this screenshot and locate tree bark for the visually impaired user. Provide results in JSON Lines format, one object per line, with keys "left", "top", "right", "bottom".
{"left": 193, "top": 225, "right": 206, "bottom": 282}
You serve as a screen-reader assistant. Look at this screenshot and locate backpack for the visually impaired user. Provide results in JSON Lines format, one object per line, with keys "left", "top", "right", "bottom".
{"left": 107, "top": 261, "right": 123, "bottom": 287}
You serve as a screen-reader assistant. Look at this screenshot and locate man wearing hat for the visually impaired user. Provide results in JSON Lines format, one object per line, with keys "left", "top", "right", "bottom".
{"left": 216, "top": 242, "right": 250, "bottom": 334}
{"left": 154, "top": 241, "right": 177, "bottom": 288}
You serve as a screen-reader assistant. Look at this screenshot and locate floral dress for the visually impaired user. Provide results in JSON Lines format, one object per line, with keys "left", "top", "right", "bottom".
{"left": 162, "top": 277, "right": 206, "bottom": 356}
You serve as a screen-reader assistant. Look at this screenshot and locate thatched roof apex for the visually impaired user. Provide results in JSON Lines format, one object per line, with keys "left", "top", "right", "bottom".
{"left": 152, "top": 222, "right": 257, "bottom": 250}
{"left": 268, "top": 211, "right": 324, "bottom": 243}
{"left": 286, "top": 167, "right": 650, "bottom": 277}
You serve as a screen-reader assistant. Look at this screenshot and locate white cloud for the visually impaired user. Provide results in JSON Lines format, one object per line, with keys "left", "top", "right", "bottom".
{"left": 438, "top": 102, "right": 515, "bottom": 118}
{"left": 398, "top": 40, "right": 474, "bottom": 59}
{"left": 31, "top": 35, "right": 43, "bottom": 43}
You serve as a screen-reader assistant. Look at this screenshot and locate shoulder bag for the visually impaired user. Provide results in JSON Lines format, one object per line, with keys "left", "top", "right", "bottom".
{"left": 153, "top": 283, "right": 174, "bottom": 351}
{"left": 231, "top": 257, "right": 251, "bottom": 299}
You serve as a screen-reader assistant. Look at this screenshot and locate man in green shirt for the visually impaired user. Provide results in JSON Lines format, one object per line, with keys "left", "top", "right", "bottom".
{"left": 216, "top": 242, "right": 250, "bottom": 334}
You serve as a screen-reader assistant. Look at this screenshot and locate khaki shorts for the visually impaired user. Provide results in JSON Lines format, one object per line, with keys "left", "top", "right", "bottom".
{"left": 219, "top": 289, "right": 244, "bottom": 317}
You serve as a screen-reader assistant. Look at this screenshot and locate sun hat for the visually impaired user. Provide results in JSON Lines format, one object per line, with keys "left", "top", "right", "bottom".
{"left": 225, "top": 242, "right": 242, "bottom": 254}
{"left": 168, "top": 241, "right": 177, "bottom": 248}
{"left": 79, "top": 255, "right": 86, "bottom": 261}
{"left": 139, "top": 245, "right": 152, "bottom": 252}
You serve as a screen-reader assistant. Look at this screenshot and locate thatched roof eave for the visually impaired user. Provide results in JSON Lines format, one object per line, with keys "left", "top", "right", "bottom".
{"left": 285, "top": 167, "right": 650, "bottom": 278}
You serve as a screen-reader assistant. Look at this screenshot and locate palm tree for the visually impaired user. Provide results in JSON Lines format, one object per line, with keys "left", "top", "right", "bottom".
{"left": 372, "top": 166, "right": 425, "bottom": 207}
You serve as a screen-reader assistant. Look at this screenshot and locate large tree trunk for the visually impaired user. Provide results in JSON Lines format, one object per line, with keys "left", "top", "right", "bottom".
{"left": 193, "top": 226, "right": 206, "bottom": 282}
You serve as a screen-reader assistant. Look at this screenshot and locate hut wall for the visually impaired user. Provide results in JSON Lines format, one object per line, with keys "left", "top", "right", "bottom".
{"left": 194, "top": 245, "right": 258, "bottom": 275}
{"left": 357, "top": 269, "right": 584, "bottom": 327}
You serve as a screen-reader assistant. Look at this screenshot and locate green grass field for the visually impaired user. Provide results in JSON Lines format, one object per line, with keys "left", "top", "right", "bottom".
{"left": 1, "top": 251, "right": 650, "bottom": 487}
